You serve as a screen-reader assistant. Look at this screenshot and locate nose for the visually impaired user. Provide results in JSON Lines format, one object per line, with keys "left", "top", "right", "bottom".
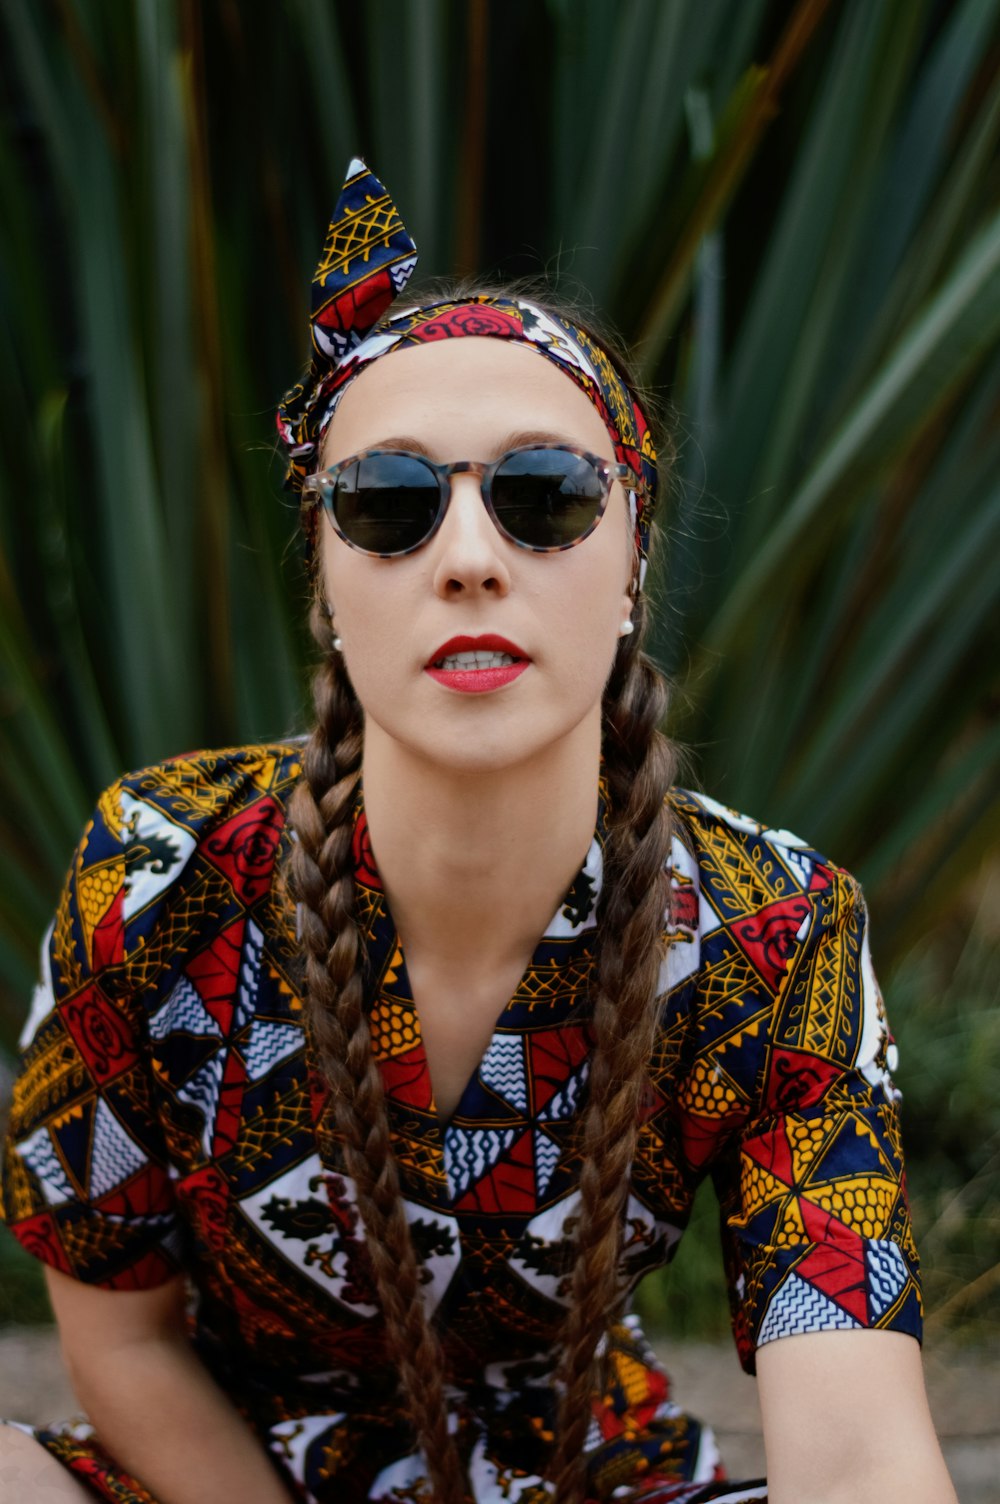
{"left": 430, "top": 471, "right": 512, "bottom": 599}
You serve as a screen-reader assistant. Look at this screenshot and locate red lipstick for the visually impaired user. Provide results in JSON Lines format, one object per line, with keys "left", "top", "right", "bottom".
{"left": 424, "top": 634, "right": 530, "bottom": 695}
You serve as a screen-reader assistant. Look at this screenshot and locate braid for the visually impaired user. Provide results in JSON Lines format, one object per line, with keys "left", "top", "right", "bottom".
{"left": 548, "top": 593, "right": 678, "bottom": 1504}
{"left": 287, "top": 597, "right": 468, "bottom": 1504}
{"left": 289, "top": 593, "right": 677, "bottom": 1503}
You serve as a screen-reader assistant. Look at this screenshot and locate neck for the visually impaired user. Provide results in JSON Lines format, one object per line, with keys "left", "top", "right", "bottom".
{"left": 360, "top": 717, "right": 602, "bottom": 970}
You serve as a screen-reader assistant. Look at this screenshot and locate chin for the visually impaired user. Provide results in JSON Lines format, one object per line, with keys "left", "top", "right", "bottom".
{"left": 417, "top": 729, "right": 556, "bottom": 777}
{"left": 371, "top": 701, "right": 601, "bottom": 780}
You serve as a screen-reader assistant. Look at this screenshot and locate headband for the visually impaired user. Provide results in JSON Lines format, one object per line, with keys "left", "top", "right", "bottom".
{"left": 276, "top": 159, "right": 657, "bottom": 579}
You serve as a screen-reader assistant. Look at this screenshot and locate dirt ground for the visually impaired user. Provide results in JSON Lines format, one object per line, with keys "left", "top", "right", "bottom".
{"left": 0, "top": 1326, "right": 996, "bottom": 1501}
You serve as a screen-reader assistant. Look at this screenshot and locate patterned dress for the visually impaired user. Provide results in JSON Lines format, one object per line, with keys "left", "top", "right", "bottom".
{"left": 0, "top": 743, "right": 922, "bottom": 1503}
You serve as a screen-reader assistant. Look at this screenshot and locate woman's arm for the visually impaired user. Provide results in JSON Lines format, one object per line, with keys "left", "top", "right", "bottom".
{"left": 757, "top": 1329, "right": 957, "bottom": 1504}
{"left": 45, "top": 1268, "right": 294, "bottom": 1504}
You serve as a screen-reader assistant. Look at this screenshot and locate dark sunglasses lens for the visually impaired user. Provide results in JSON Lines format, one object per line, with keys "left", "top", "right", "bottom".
{"left": 491, "top": 449, "right": 604, "bottom": 548}
{"left": 331, "top": 454, "right": 440, "bottom": 554}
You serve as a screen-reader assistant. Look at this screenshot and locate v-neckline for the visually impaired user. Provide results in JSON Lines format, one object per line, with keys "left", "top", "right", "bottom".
{"left": 351, "top": 774, "right": 609, "bottom": 1204}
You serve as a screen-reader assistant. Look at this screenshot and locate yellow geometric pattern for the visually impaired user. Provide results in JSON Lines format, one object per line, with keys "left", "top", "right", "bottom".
{"left": 633, "top": 1126, "right": 688, "bottom": 1215}
{"left": 609, "top": 1345, "right": 656, "bottom": 1412}
{"left": 75, "top": 861, "right": 122, "bottom": 959}
{"left": 129, "top": 868, "right": 232, "bottom": 991}
{"left": 133, "top": 757, "right": 241, "bottom": 821}
{"left": 516, "top": 954, "right": 594, "bottom": 1007}
{"left": 574, "top": 329, "right": 635, "bottom": 447}
{"left": 696, "top": 816, "right": 800, "bottom": 917}
{"left": 678, "top": 1055, "right": 742, "bottom": 1118}
{"left": 52, "top": 878, "right": 84, "bottom": 994}
{"left": 316, "top": 191, "right": 404, "bottom": 285}
{"left": 802, "top": 1174, "right": 897, "bottom": 1241}
{"left": 369, "top": 998, "right": 419, "bottom": 1060}
{"left": 12, "top": 1033, "right": 82, "bottom": 1125}
{"left": 389, "top": 1133, "right": 447, "bottom": 1188}
{"left": 783, "top": 868, "right": 865, "bottom": 1065}
{"left": 695, "top": 948, "right": 770, "bottom": 1025}
{"left": 786, "top": 1114, "right": 832, "bottom": 1166}
{"left": 383, "top": 943, "right": 402, "bottom": 988}
{"left": 249, "top": 752, "right": 285, "bottom": 797}
{"left": 0, "top": 1150, "right": 36, "bottom": 1222}
{"left": 234, "top": 1080, "right": 312, "bottom": 1175}
{"left": 738, "top": 1159, "right": 792, "bottom": 1223}
{"left": 773, "top": 1197, "right": 810, "bottom": 1248}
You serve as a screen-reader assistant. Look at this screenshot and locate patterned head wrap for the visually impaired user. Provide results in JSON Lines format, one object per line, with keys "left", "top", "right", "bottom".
{"left": 276, "top": 159, "right": 658, "bottom": 582}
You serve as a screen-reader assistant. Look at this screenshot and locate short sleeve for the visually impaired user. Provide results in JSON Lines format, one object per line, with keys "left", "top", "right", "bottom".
{"left": 0, "top": 780, "right": 182, "bottom": 1289}
{"left": 712, "top": 866, "right": 923, "bottom": 1373}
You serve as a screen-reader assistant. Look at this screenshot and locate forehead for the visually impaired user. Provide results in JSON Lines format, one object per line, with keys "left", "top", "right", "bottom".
{"left": 320, "top": 337, "right": 614, "bottom": 463}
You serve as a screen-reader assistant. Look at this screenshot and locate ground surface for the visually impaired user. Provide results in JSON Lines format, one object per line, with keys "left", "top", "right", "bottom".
{"left": 0, "top": 1327, "right": 995, "bottom": 1501}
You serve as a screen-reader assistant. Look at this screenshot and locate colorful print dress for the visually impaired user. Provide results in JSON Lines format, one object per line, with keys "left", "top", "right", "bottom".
{"left": 0, "top": 744, "right": 922, "bottom": 1503}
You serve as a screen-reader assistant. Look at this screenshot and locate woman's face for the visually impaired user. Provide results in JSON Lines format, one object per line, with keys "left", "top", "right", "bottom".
{"left": 318, "top": 336, "right": 636, "bottom": 775}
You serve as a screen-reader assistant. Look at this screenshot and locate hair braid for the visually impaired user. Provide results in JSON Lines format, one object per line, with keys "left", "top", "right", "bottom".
{"left": 548, "top": 593, "right": 678, "bottom": 1504}
{"left": 288, "top": 598, "right": 468, "bottom": 1504}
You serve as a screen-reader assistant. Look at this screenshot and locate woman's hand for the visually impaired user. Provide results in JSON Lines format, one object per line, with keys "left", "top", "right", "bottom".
{"left": 44, "top": 1268, "right": 295, "bottom": 1504}
{"left": 757, "top": 1328, "right": 957, "bottom": 1504}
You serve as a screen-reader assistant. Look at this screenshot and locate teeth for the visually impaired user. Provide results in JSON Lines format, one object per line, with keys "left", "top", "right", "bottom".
{"left": 437, "top": 650, "right": 519, "bottom": 670}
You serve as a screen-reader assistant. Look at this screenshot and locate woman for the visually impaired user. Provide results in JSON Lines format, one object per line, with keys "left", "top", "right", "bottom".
{"left": 0, "top": 161, "right": 955, "bottom": 1504}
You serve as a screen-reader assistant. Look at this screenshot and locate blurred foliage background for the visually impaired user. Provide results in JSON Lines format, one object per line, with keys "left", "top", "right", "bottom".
{"left": 0, "top": 0, "right": 997, "bottom": 1340}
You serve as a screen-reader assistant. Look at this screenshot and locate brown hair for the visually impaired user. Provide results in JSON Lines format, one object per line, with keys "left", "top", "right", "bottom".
{"left": 287, "top": 286, "right": 678, "bottom": 1504}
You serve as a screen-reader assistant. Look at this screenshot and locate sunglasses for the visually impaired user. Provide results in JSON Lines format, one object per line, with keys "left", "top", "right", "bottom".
{"left": 301, "top": 443, "right": 640, "bottom": 558}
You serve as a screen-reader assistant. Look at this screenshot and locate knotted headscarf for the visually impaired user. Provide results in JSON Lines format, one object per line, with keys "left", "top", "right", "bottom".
{"left": 277, "top": 158, "right": 658, "bottom": 580}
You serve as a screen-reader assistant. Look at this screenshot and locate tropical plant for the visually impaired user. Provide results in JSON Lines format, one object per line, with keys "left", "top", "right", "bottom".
{"left": 0, "top": 0, "right": 997, "bottom": 1332}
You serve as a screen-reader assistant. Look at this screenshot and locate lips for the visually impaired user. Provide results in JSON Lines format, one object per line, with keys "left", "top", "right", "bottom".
{"left": 424, "top": 634, "right": 531, "bottom": 695}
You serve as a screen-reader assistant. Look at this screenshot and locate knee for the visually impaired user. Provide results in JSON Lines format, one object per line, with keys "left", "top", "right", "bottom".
{"left": 0, "top": 1424, "right": 95, "bottom": 1502}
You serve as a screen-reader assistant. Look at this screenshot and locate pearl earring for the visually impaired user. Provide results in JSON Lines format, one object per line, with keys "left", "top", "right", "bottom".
{"left": 619, "top": 619, "right": 634, "bottom": 637}
{"left": 324, "top": 598, "right": 342, "bottom": 651}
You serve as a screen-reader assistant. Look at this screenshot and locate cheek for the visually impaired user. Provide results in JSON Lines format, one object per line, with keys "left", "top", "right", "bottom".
{"left": 322, "top": 545, "right": 394, "bottom": 668}
{"left": 544, "top": 552, "right": 627, "bottom": 687}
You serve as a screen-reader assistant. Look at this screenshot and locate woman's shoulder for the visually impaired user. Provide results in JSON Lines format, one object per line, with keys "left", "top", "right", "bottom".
{"left": 71, "top": 740, "right": 307, "bottom": 961}
{"left": 114, "top": 738, "right": 306, "bottom": 811}
{"left": 99, "top": 737, "right": 305, "bottom": 873}
{"left": 665, "top": 784, "right": 859, "bottom": 930}
{"left": 661, "top": 789, "right": 885, "bottom": 1100}
{"left": 95, "top": 738, "right": 305, "bottom": 854}
{"left": 667, "top": 786, "right": 832, "bottom": 870}
{"left": 12, "top": 742, "right": 309, "bottom": 1055}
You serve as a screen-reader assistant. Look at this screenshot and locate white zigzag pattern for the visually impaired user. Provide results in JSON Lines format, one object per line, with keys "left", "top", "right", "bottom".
{"left": 479, "top": 1035, "right": 528, "bottom": 1112}
{"left": 235, "top": 919, "right": 264, "bottom": 1034}
{"left": 534, "top": 1130, "right": 562, "bottom": 1199}
{"left": 758, "top": 1272, "right": 860, "bottom": 1347}
{"left": 538, "top": 1062, "right": 589, "bottom": 1123}
{"left": 866, "top": 1238, "right": 909, "bottom": 1316}
{"left": 243, "top": 1019, "right": 301, "bottom": 1082}
{"left": 177, "top": 1049, "right": 226, "bottom": 1157}
{"left": 389, "top": 256, "right": 417, "bottom": 290}
{"left": 149, "top": 974, "right": 221, "bottom": 1041}
{"left": 18, "top": 1124, "right": 75, "bottom": 1206}
{"left": 88, "top": 1098, "right": 149, "bottom": 1199}
{"left": 444, "top": 1126, "right": 518, "bottom": 1199}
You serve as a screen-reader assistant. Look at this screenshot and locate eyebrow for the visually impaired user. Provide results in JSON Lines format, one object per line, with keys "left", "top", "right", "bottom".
{"left": 365, "top": 429, "right": 584, "bottom": 459}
